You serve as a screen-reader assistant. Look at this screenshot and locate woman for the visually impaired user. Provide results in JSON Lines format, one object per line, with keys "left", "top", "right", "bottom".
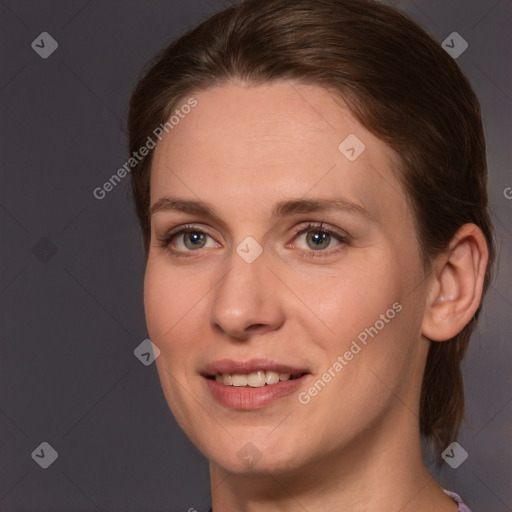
{"left": 128, "top": 0, "right": 494, "bottom": 510}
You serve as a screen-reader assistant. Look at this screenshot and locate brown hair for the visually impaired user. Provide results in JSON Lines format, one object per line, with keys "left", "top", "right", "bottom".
{"left": 128, "top": 0, "right": 495, "bottom": 457}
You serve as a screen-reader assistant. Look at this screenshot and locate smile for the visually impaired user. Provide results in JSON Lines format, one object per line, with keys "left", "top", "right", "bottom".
{"left": 211, "top": 370, "right": 306, "bottom": 387}
{"left": 201, "top": 360, "right": 310, "bottom": 409}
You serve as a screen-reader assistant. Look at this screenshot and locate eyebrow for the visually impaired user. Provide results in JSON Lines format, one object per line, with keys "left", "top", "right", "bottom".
{"left": 150, "top": 196, "right": 375, "bottom": 222}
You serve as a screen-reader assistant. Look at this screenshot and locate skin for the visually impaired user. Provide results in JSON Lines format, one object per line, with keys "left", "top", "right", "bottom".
{"left": 144, "top": 81, "right": 488, "bottom": 511}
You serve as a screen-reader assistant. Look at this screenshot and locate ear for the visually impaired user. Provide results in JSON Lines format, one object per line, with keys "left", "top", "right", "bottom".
{"left": 421, "top": 223, "right": 489, "bottom": 342}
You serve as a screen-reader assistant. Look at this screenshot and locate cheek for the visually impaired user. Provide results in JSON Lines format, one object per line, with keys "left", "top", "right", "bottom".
{"left": 322, "top": 264, "right": 425, "bottom": 405}
{"left": 143, "top": 260, "right": 185, "bottom": 346}
{"left": 310, "top": 257, "right": 403, "bottom": 343}
{"left": 302, "top": 276, "right": 423, "bottom": 437}
{"left": 143, "top": 258, "right": 212, "bottom": 364}
{"left": 305, "top": 250, "right": 424, "bottom": 398}
{"left": 143, "top": 260, "right": 202, "bottom": 424}
{"left": 143, "top": 263, "right": 166, "bottom": 341}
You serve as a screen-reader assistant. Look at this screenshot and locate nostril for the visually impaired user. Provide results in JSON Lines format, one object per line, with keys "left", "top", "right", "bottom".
{"left": 247, "top": 323, "right": 266, "bottom": 331}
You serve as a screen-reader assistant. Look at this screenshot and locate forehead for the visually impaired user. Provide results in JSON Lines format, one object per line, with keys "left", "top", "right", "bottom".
{"left": 150, "top": 81, "right": 409, "bottom": 227}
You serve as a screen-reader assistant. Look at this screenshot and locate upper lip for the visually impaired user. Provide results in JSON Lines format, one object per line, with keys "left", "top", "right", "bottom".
{"left": 201, "top": 358, "right": 310, "bottom": 377}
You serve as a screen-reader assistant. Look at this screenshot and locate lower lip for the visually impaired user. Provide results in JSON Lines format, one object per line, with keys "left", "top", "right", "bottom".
{"left": 204, "top": 376, "right": 308, "bottom": 410}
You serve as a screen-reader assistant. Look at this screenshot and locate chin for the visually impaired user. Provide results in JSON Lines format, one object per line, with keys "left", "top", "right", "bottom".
{"left": 200, "top": 429, "right": 314, "bottom": 476}
{"left": 210, "top": 451, "right": 305, "bottom": 476}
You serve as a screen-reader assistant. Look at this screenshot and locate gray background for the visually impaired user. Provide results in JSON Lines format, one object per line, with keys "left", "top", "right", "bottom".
{"left": 0, "top": 0, "right": 510, "bottom": 511}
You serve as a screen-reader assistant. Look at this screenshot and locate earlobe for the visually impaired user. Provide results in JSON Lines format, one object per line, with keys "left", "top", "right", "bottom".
{"left": 421, "top": 224, "right": 489, "bottom": 342}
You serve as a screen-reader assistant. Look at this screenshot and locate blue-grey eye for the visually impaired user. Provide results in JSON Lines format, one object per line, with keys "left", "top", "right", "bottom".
{"left": 183, "top": 231, "right": 207, "bottom": 250}
{"left": 306, "top": 231, "right": 331, "bottom": 250}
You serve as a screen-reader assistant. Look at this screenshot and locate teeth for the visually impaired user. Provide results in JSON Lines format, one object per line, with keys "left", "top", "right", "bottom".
{"left": 265, "top": 371, "right": 280, "bottom": 385}
{"left": 232, "top": 374, "right": 248, "bottom": 387}
{"left": 212, "top": 370, "right": 302, "bottom": 386}
{"left": 247, "top": 371, "right": 266, "bottom": 387}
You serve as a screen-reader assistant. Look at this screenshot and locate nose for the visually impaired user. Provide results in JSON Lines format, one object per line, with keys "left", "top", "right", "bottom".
{"left": 210, "top": 247, "right": 286, "bottom": 341}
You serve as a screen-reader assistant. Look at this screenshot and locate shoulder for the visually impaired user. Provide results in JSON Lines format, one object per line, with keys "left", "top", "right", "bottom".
{"left": 443, "top": 489, "right": 473, "bottom": 512}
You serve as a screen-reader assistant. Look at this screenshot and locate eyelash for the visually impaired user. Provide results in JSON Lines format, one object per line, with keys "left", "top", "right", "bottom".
{"left": 156, "top": 222, "right": 350, "bottom": 259}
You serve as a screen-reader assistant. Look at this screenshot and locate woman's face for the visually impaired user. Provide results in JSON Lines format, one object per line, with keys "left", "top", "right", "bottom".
{"left": 145, "top": 81, "right": 431, "bottom": 475}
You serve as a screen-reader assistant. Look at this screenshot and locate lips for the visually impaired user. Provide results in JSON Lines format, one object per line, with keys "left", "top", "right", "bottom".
{"left": 201, "top": 358, "right": 310, "bottom": 409}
